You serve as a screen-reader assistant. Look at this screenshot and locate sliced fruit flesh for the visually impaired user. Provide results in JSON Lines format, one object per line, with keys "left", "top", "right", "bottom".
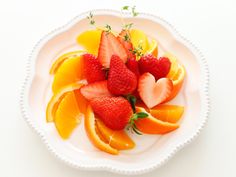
{"left": 84, "top": 105, "right": 119, "bottom": 155}
{"left": 96, "top": 118, "right": 135, "bottom": 150}
{"left": 74, "top": 89, "right": 89, "bottom": 115}
{"left": 146, "top": 39, "right": 158, "bottom": 57}
{"left": 76, "top": 29, "right": 102, "bottom": 56}
{"left": 54, "top": 92, "right": 82, "bottom": 139}
{"left": 46, "top": 83, "right": 84, "bottom": 122}
{"left": 50, "top": 50, "right": 85, "bottom": 75}
{"left": 80, "top": 80, "right": 112, "bottom": 101}
{"left": 135, "top": 106, "right": 179, "bottom": 134}
{"left": 130, "top": 29, "right": 149, "bottom": 58}
{"left": 150, "top": 105, "right": 184, "bottom": 123}
{"left": 52, "top": 55, "right": 84, "bottom": 93}
{"left": 138, "top": 73, "right": 173, "bottom": 108}
{"left": 164, "top": 52, "right": 186, "bottom": 102}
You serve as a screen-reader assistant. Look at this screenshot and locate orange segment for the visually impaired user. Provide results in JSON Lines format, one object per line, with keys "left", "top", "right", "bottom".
{"left": 135, "top": 106, "right": 179, "bottom": 134}
{"left": 150, "top": 105, "right": 184, "bottom": 123}
{"left": 96, "top": 119, "right": 135, "bottom": 150}
{"left": 165, "top": 53, "right": 186, "bottom": 102}
{"left": 46, "top": 83, "right": 83, "bottom": 122}
{"left": 85, "top": 105, "right": 119, "bottom": 155}
{"left": 50, "top": 51, "right": 85, "bottom": 75}
{"left": 146, "top": 39, "right": 158, "bottom": 57}
{"left": 76, "top": 29, "right": 102, "bottom": 56}
{"left": 74, "top": 89, "right": 89, "bottom": 115}
{"left": 130, "top": 29, "right": 149, "bottom": 59}
{"left": 54, "top": 92, "right": 82, "bottom": 139}
{"left": 52, "top": 55, "right": 84, "bottom": 93}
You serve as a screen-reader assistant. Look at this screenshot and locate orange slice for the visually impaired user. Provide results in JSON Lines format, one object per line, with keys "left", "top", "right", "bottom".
{"left": 150, "top": 105, "right": 184, "bottom": 123}
{"left": 52, "top": 55, "right": 84, "bottom": 93}
{"left": 74, "top": 89, "right": 88, "bottom": 115}
{"left": 135, "top": 106, "right": 179, "bottom": 134}
{"left": 165, "top": 53, "right": 186, "bottom": 102}
{"left": 146, "top": 39, "right": 158, "bottom": 57}
{"left": 46, "top": 83, "right": 83, "bottom": 122}
{"left": 76, "top": 29, "right": 102, "bottom": 56}
{"left": 130, "top": 29, "right": 149, "bottom": 58}
{"left": 54, "top": 92, "right": 82, "bottom": 139}
{"left": 85, "top": 105, "right": 119, "bottom": 155}
{"left": 96, "top": 119, "right": 135, "bottom": 150}
{"left": 50, "top": 50, "right": 85, "bottom": 75}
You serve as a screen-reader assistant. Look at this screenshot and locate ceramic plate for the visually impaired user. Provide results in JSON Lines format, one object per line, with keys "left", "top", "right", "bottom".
{"left": 20, "top": 9, "right": 210, "bottom": 175}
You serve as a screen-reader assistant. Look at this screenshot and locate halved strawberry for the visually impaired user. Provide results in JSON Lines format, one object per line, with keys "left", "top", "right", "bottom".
{"left": 117, "top": 30, "right": 135, "bottom": 59}
{"left": 83, "top": 54, "right": 106, "bottom": 83}
{"left": 98, "top": 31, "right": 128, "bottom": 68}
{"left": 138, "top": 73, "right": 173, "bottom": 108}
{"left": 80, "top": 80, "right": 112, "bottom": 101}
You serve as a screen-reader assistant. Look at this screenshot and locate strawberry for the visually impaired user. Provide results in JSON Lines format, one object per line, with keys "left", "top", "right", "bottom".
{"left": 126, "top": 57, "right": 140, "bottom": 79}
{"left": 126, "top": 58, "right": 140, "bottom": 98}
{"left": 80, "top": 80, "right": 112, "bottom": 101}
{"left": 139, "top": 54, "right": 171, "bottom": 80}
{"left": 83, "top": 54, "right": 106, "bottom": 83}
{"left": 117, "top": 30, "right": 135, "bottom": 59}
{"left": 138, "top": 73, "right": 173, "bottom": 108}
{"left": 108, "top": 55, "right": 137, "bottom": 95}
{"left": 98, "top": 31, "right": 128, "bottom": 68}
{"left": 90, "top": 96, "right": 133, "bottom": 130}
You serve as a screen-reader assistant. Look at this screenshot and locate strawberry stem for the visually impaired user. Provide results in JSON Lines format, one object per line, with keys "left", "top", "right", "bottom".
{"left": 126, "top": 94, "right": 136, "bottom": 112}
{"left": 127, "top": 112, "right": 148, "bottom": 135}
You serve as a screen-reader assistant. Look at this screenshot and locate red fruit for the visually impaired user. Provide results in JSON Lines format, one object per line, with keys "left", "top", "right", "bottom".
{"left": 80, "top": 80, "right": 112, "bottom": 101}
{"left": 139, "top": 55, "right": 171, "bottom": 80}
{"left": 126, "top": 57, "right": 140, "bottom": 78}
{"left": 98, "top": 31, "right": 127, "bottom": 68}
{"left": 83, "top": 54, "right": 106, "bottom": 83}
{"left": 90, "top": 96, "right": 133, "bottom": 130}
{"left": 108, "top": 55, "right": 137, "bottom": 95}
{"left": 138, "top": 73, "right": 173, "bottom": 108}
{"left": 117, "top": 30, "right": 135, "bottom": 59}
{"left": 126, "top": 58, "right": 140, "bottom": 98}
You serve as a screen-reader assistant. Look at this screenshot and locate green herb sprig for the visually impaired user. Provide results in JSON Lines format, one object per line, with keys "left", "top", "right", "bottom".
{"left": 87, "top": 12, "right": 95, "bottom": 25}
{"left": 122, "top": 5, "right": 139, "bottom": 17}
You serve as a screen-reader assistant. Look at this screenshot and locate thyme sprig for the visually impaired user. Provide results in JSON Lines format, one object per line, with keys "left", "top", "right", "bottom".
{"left": 87, "top": 12, "right": 95, "bottom": 25}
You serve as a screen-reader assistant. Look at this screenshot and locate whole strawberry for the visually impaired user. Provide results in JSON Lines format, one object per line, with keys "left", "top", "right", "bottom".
{"left": 126, "top": 57, "right": 140, "bottom": 79}
{"left": 83, "top": 54, "right": 106, "bottom": 83}
{"left": 108, "top": 55, "right": 137, "bottom": 95}
{"left": 126, "top": 58, "right": 140, "bottom": 98}
{"left": 90, "top": 97, "right": 133, "bottom": 130}
{"left": 139, "top": 54, "right": 171, "bottom": 80}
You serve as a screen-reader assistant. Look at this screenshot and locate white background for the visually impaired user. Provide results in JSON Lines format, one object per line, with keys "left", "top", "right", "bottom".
{"left": 0, "top": 0, "right": 236, "bottom": 176}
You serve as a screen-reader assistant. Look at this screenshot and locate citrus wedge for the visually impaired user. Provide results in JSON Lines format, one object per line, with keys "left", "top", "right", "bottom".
{"left": 150, "top": 105, "right": 184, "bottom": 123}
{"left": 85, "top": 105, "right": 119, "bottom": 155}
{"left": 135, "top": 106, "right": 179, "bottom": 134}
{"left": 46, "top": 83, "right": 83, "bottom": 122}
{"left": 130, "top": 29, "right": 149, "bottom": 58}
{"left": 76, "top": 29, "right": 102, "bottom": 56}
{"left": 52, "top": 55, "right": 84, "bottom": 93}
{"left": 165, "top": 53, "right": 186, "bottom": 102}
{"left": 50, "top": 50, "right": 85, "bottom": 75}
{"left": 74, "top": 89, "right": 89, "bottom": 115}
{"left": 96, "top": 119, "right": 135, "bottom": 150}
{"left": 146, "top": 39, "right": 158, "bottom": 57}
{"left": 54, "top": 92, "right": 82, "bottom": 139}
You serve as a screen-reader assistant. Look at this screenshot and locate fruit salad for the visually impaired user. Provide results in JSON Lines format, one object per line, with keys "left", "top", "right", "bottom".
{"left": 46, "top": 7, "right": 186, "bottom": 155}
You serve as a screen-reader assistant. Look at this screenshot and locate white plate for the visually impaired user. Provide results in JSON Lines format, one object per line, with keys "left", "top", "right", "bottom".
{"left": 20, "top": 9, "right": 210, "bottom": 175}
